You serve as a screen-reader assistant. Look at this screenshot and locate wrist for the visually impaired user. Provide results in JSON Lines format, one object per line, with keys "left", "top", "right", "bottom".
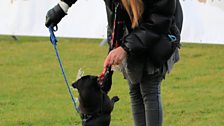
{"left": 58, "top": 1, "right": 69, "bottom": 14}
{"left": 61, "top": 0, "right": 77, "bottom": 7}
{"left": 121, "top": 44, "right": 130, "bottom": 55}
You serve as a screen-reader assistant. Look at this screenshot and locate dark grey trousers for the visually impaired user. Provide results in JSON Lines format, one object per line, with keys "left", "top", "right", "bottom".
{"left": 128, "top": 71, "right": 164, "bottom": 126}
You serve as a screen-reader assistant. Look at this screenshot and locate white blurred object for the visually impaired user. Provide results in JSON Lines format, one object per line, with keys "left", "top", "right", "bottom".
{"left": 0, "top": 0, "right": 107, "bottom": 38}
{"left": 180, "top": 0, "right": 224, "bottom": 44}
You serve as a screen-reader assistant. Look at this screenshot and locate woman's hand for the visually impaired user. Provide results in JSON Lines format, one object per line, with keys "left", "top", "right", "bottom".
{"left": 104, "top": 47, "right": 127, "bottom": 67}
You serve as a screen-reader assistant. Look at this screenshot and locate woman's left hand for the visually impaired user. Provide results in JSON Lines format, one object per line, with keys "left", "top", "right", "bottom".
{"left": 104, "top": 47, "right": 127, "bottom": 67}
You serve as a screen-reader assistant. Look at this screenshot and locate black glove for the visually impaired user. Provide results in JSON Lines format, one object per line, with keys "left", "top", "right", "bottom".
{"left": 45, "top": 4, "right": 66, "bottom": 28}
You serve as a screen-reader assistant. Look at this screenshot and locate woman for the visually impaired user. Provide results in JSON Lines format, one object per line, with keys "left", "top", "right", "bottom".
{"left": 104, "top": 1, "right": 182, "bottom": 126}
{"left": 45, "top": 0, "right": 183, "bottom": 126}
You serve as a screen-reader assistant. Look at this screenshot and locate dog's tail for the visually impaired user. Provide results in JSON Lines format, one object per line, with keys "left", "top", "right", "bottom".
{"left": 111, "top": 96, "right": 119, "bottom": 103}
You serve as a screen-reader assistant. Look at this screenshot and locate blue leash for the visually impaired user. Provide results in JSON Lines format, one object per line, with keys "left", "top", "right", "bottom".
{"left": 48, "top": 26, "right": 80, "bottom": 113}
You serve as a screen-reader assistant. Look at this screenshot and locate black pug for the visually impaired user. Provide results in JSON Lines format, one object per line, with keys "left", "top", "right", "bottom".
{"left": 72, "top": 75, "right": 119, "bottom": 126}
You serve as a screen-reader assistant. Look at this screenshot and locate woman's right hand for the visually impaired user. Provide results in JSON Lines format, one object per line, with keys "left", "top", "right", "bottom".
{"left": 104, "top": 47, "right": 127, "bottom": 68}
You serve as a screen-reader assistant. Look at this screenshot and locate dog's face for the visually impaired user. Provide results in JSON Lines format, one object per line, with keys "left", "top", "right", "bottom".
{"left": 72, "top": 75, "right": 100, "bottom": 91}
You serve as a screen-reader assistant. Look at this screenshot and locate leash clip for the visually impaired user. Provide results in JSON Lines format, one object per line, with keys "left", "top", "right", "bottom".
{"left": 49, "top": 25, "right": 58, "bottom": 45}
{"left": 168, "top": 34, "right": 177, "bottom": 42}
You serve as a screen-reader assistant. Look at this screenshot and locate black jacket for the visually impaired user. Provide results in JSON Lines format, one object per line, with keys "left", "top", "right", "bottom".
{"left": 104, "top": 0, "right": 182, "bottom": 55}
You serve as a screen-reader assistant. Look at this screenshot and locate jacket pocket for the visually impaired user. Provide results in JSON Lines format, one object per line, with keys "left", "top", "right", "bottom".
{"left": 148, "top": 34, "right": 179, "bottom": 68}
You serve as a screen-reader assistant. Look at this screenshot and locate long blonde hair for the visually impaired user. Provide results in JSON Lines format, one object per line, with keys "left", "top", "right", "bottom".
{"left": 121, "top": 0, "right": 144, "bottom": 28}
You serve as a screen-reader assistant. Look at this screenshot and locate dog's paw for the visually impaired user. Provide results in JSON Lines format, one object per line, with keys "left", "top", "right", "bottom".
{"left": 111, "top": 96, "right": 119, "bottom": 103}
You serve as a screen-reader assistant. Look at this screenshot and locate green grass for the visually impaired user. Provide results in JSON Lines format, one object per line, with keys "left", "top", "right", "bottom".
{"left": 0, "top": 36, "right": 223, "bottom": 126}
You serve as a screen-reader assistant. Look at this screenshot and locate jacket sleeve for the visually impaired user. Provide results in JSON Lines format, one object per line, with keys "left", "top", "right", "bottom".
{"left": 123, "top": 0, "right": 177, "bottom": 53}
{"left": 61, "top": 0, "right": 77, "bottom": 7}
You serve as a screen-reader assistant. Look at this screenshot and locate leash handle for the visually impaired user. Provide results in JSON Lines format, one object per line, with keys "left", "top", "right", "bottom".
{"left": 48, "top": 26, "right": 80, "bottom": 113}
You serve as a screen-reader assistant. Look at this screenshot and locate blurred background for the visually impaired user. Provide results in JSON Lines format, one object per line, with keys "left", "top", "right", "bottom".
{"left": 0, "top": 0, "right": 223, "bottom": 126}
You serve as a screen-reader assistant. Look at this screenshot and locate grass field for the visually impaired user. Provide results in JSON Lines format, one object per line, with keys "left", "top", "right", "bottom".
{"left": 0, "top": 36, "right": 224, "bottom": 126}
